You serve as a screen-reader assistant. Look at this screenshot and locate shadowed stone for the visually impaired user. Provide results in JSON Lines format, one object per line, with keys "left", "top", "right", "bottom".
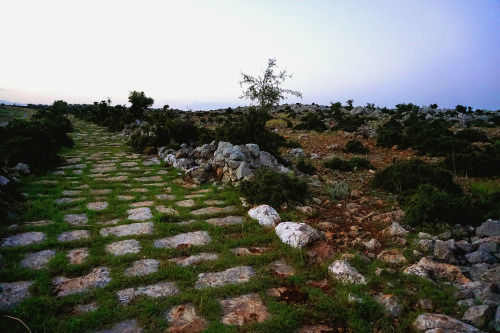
{"left": 195, "top": 266, "right": 254, "bottom": 289}
{"left": 62, "top": 190, "right": 82, "bottom": 196}
{"left": 100, "top": 222, "right": 154, "bottom": 237}
{"left": 56, "top": 198, "right": 84, "bottom": 204}
{"left": 93, "top": 319, "right": 143, "bottom": 333}
{"left": 57, "top": 230, "right": 91, "bottom": 242}
{"left": 270, "top": 259, "right": 295, "bottom": 277}
{"left": 67, "top": 248, "right": 89, "bottom": 264}
{"left": 125, "top": 259, "right": 160, "bottom": 277}
{"left": 414, "top": 313, "right": 481, "bottom": 332}
{"left": 61, "top": 163, "right": 86, "bottom": 169}
{"left": 169, "top": 253, "right": 218, "bottom": 267}
{"left": 156, "top": 206, "right": 179, "bottom": 214}
{"left": 53, "top": 267, "right": 111, "bottom": 297}
{"left": 64, "top": 214, "right": 88, "bottom": 226}
{"left": 176, "top": 199, "right": 196, "bottom": 207}
{"left": 130, "top": 201, "right": 154, "bottom": 208}
{"left": 106, "top": 239, "right": 141, "bottom": 255}
{"left": 191, "top": 206, "right": 235, "bottom": 216}
{"left": 156, "top": 194, "right": 176, "bottom": 200}
{"left": 121, "top": 162, "right": 138, "bottom": 167}
{"left": 21, "top": 249, "right": 56, "bottom": 270}
{"left": 75, "top": 302, "right": 98, "bottom": 314}
{"left": 134, "top": 176, "right": 162, "bottom": 182}
{"left": 220, "top": 293, "right": 269, "bottom": 326}
{"left": 2, "top": 232, "right": 46, "bottom": 247}
{"left": 117, "top": 282, "right": 180, "bottom": 305}
{"left": 0, "top": 281, "right": 34, "bottom": 310}
{"left": 143, "top": 157, "right": 161, "bottom": 166}
{"left": 154, "top": 231, "right": 211, "bottom": 249}
{"left": 206, "top": 216, "right": 244, "bottom": 226}
{"left": 165, "top": 304, "right": 208, "bottom": 333}
{"left": 127, "top": 207, "right": 153, "bottom": 221}
{"left": 87, "top": 202, "right": 109, "bottom": 211}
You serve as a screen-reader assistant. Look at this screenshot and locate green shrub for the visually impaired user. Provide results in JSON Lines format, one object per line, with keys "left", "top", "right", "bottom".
{"left": 454, "top": 129, "right": 489, "bottom": 143}
{"left": 348, "top": 157, "right": 374, "bottom": 170}
{"left": 239, "top": 168, "right": 309, "bottom": 208}
{"left": 344, "top": 140, "right": 368, "bottom": 154}
{"left": 327, "top": 181, "right": 350, "bottom": 200}
{"left": 332, "top": 114, "right": 367, "bottom": 132}
{"left": 444, "top": 144, "right": 500, "bottom": 177}
{"left": 293, "top": 113, "right": 327, "bottom": 132}
{"left": 372, "top": 159, "right": 460, "bottom": 195}
{"left": 323, "top": 157, "right": 352, "bottom": 171}
{"left": 376, "top": 117, "right": 403, "bottom": 148}
{"left": 296, "top": 159, "right": 316, "bottom": 175}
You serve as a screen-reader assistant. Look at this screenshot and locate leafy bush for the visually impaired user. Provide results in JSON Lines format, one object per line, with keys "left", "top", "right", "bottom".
{"left": 239, "top": 168, "right": 309, "bottom": 208}
{"left": 332, "top": 114, "right": 367, "bottom": 132}
{"left": 323, "top": 157, "right": 352, "bottom": 171}
{"left": 327, "top": 181, "right": 350, "bottom": 200}
{"left": 376, "top": 117, "right": 403, "bottom": 148}
{"left": 293, "top": 113, "right": 327, "bottom": 132}
{"left": 344, "top": 140, "right": 368, "bottom": 154}
{"left": 372, "top": 159, "right": 460, "bottom": 195}
{"left": 348, "top": 157, "right": 374, "bottom": 170}
{"left": 296, "top": 159, "right": 316, "bottom": 175}
{"left": 444, "top": 144, "right": 500, "bottom": 177}
{"left": 454, "top": 129, "right": 489, "bottom": 143}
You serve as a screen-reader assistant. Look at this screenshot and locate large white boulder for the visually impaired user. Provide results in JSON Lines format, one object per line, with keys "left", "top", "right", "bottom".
{"left": 248, "top": 205, "right": 281, "bottom": 228}
{"left": 275, "top": 222, "right": 321, "bottom": 248}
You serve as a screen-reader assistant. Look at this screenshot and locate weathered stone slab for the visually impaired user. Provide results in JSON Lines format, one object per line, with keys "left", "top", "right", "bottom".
{"left": 0, "top": 281, "right": 34, "bottom": 310}
{"left": 74, "top": 302, "right": 99, "bottom": 314}
{"left": 21, "top": 249, "right": 56, "bottom": 270}
{"left": 414, "top": 313, "right": 481, "bottom": 332}
{"left": 87, "top": 202, "right": 109, "bottom": 211}
{"left": 156, "top": 194, "right": 176, "bottom": 200}
{"left": 121, "top": 162, "right": 138, "bottom": 167}
{"left": 230, "top": 247, "right": 267, "bottom": 256}
{"left": 127, "top": 207, "right": 153, "bottom": 221}
{"left": 97, "top": 176, "right": 128, "bottom": 182}
{"left": 134, "top": 176, "right": 162, "bottom": 182}
{"left": 118, "top": 195, "right": 134, "bottom": 201}
{"left": 62, "top": 190, "right": 82, "bottom": 196}
{"left": 156, "top": 206, "right": 179, "bottom": 214}
{"left": 130, "top": 201, "right": 154, "bottom": 208}
{"left": 377, "top": 249, "right": 407, "bottom": 265}
{"left": 67, "top": 248, "right": 89, "bottom": 264}
{"left": 248, "top": 204, "right": 281, "bottom": 228}
{"left": 165, "top": 304, "right": 207, "bottom": 333}
{"left": 91, "top": 189, "right": 112, "bottom": 195}
{"left": 117, "top": 282, "right": 180, "bottom": 305}
{"left": 154, "top": 231, "right": 211, "bottom": 249}
{"left": 57, "top": 230, "right": 91, "bottom": 242}
{"left": 64, "top": 214, "right": 88, "bottom": 226}
{"left": 220, "top": 293, "right": 269, "bottom": 326}
{"left": 56, "top": 198, "right": 84, "bottom": 204}
{"left": 205, "top": 199, "right": 224, "bottom": 205}
{"left": 93, "top": 319, "right": 143, "bottom": 333}
{"left": 124, "top": 259, "right": 159, "bottom": 277}
{"left": 191, "top": 206, "right": 235, "bottom": 215}
{"left": 176, "top": 199, "right": 196, "bottom": 207}
{"left": 169, "top": 253, "right": 218, "bottom": 267}
{"left": 2, "top": 232, "right": 46, "bottom": 247}
{"left": 106, "top": 239, "right": 141, "bottom": 255}
{"left": 328, "top": 260, "right": 367, "bottom": 285}
{"left": 185, "top": 194, "right": 204, "bottom": 199}
{"left": 404, "top": 257, "right": 471, "bottom": 286}
{"left": 270, "top": 259, "right": 295, "bottom": 277}
{"left": 143, "top": 157, "right": 161, "bottom": 166}
{"left": 129, "top": 188, "right": 148, "bottom": 193}
{"left": 100, "top": 222, "right": 154, "bottom": 237}
{"left": 53, "top": 267, "right": 111, "bottom": 297}
{"left": 195, "top": 266, "right": 254, "bottom": 289}
{"left": 275, "top": 222, "right": 322, "bottom": 249}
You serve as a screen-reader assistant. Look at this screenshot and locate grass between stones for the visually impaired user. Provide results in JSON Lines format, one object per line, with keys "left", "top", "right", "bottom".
{"left": 0, "top": 119, "right": 458, "bottom": 332}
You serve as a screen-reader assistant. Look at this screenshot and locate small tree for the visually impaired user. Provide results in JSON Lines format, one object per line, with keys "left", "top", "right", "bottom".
{"left": 128, "top": 91, "right": 154, "bottom": 120}
{"left": 240, "top": 58, "right": 302, "bottom": 110}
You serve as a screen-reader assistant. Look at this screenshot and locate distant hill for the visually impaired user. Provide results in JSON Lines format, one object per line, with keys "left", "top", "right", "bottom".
{"left": 0, "top": 100, "right": 27, "bottom": 106}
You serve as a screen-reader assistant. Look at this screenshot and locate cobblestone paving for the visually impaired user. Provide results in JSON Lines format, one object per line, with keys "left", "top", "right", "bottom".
{"left": 0, "top": 119, "right": 298, "bottom": 332}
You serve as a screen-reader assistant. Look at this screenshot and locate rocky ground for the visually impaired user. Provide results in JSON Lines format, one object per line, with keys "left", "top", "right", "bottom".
{"left": 0, "top": 118, "right": 498, "bottom": 332}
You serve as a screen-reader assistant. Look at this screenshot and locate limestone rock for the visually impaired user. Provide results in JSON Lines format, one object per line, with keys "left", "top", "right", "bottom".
{"left": 87, "top": 202, "right": 109, "bottom": 211}
{"left": 124, "top": 259, "right": 159, "bottom": 277}
{"left": 206, "top": 215, "right": 244, "bottom": 226}
{"left": 57, "top": 230, "right": 91, "bottom": 242}
{"left": 195, "top": 266, "right": 254, "bottom": 289}
{"left": 190, "top": 206, "right": 235, "bottom": 215}
{"left": 154, "top": 231, "right": 211, "bottom": 249}
{"left": 328, "top": 260, "right": 366, "bottom": 285}
{"left": 53, "top": 267, "right": 111, "bottom": 297}
{"left": 93, "top": 319, "right": 143, "bottom": 333}
{"left": 364, "top": 238, "right": 381, "bottom": 251}
{"left": 377, "top": 249, "right": 407, "bottom": 265}
{"left": 434, "top": 239, "right": 456, "bottom": 263}
{"left": 381, "top": 222, "right": 408, "bottom": 237}
{"left": 476, "top": 219, "right": 500, "bottom": 238}
{"left": 466, "top": 250, "right": 497, "bottom": 264}
{"left": 248, "top": 204, "right": 281, "bottom": 228}
{"left": 270, "top": 259, "right": 295, "bottom": 277}
{"left": 67, "top": 248, "right": 89, "bottom": 264}
{"left": 404, "top": 257, "right": 470, "bottom": 286}
{"left": 2, "top": 232, "right": 46, "bottom": 247}
{"left": 275, "top": 222, "right": 322, "bottom": 249}
{"left": 165, "top": 304, "right": 207, "bottom": 333}
{"left": 126, "top": 207, "right": 153, "bottom": 221}
{"left": 375, "top": 294, "right": 403, "bottom": 317}
{"left": 220, "top": 293, "right": 269, "bottom": 326}
{"left": 117, "top": 282, "right": 180, "bottom": 305}
{"left": 0, "top": 281, "right": 34, "bottom": 310}
{"left": 462, "top": 305, "right": 493, "bottom": 328}
{"left": 106, "top": 239, "right": 141, "bottom": 256}
{"left": 21, "top": 249, "right": 56, "bottom": 270}
{"left": 100, "top": 222, "right": 154, "bottom": 237}
{"left": 64, "top": 214, "right": 88, "bottom": 226}
{"left": 414, "top": 313, "right": 481, "bottom": 332}
{"left": 168, "top": 253, "right": 218, "bottom": 267}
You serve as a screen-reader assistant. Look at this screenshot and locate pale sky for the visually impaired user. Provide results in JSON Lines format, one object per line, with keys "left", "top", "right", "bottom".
{"left": 1, "top": 0, "right": 499, "bottom": 110}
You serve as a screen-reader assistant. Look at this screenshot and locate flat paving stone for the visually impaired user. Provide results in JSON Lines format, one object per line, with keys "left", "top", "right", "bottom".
{"left": 62, "top": 190, "right": 82, "bottom": 196}
{"left": 100, "top": 222, "right": 154, "bottom": 237}
{"left": 134, "top": 176, "right": 162, "bottom": 182}
{"left": 220, "top": 293, "right": 269, "bottom": 326}
{"left": 127, "top": 207, "right": 153, "bottom": 221}
{"left": 156, "top": 206, "right": 179, "bottom": 215}
{"left": 53, "top": 267, "right": 111, "bottom": 297}
{"left": 20, "top": 220, "right": 53, "bottom": 227}
{"left": 98, "top": 176, "right": 128, "bottom": 182}
{"left": 106, "top": 239, "right": 141, "bottom": 255}
{"left": 156, "top": 194, "right": 176, "bottom": 200}
{"left": 121, "top": 162, "right": 138, "bottom": 167}
{"left": 191, "top": 206, "right": 235, "bottom": 216}
{"left": 99, "top": 218, "right": 121, "bottom": 225}
{"left": 205, "top": 200, "right": 224, "bottom": 205}
{"left": 154, "top": 231, "right": 211, "bottom": 249}
{"left": 143, "top": 157, "right": 161, "bottom": 166}
{"left": 206, "top": 216, "right": 244, "bottom": 226}
{"left": 52, "top": 171, "right": 65, "bottom": 175}
{"left": 176, "top": 199, "right": 196, "bottom": 207}
{"left": 230, "top": 247, "right": 268, "bottom": 256}
{"left": 91, "top": 189, "right": 112, "bottom": 195}
{"left": 157, "top": 169, "right": 168, "bottom": 175}
{"left": 90, "top": 167, "right": 116, "bottom": 173}
{"left": 118, "top": 195, "right": 134, "bottom": 201}
{"left": 61, "top": 163, "right": 87, "bottom": 169}
{"left": 185, "top": 194, "right": 204, "bottom": 199}
{"left": 117, "top": 282, "right": 180, "bottom": 305}
{"left": 93, "top": 319, "right": 143, "bottom": 333}
{"left": 0, "top": 281, "right": 34, "bottom": 310}
{"left": 2, "top": 232, "right": 46, "bottom": 247}
{"left": 169, "top": 252, "right": 218, "bottom": 267}
{"left": 195, "top": 266, "right": 254, "bottom": 289}
{"left": 57, "top": 230, "right": 91, "bottom": 242}
{"left": 21, "top": 249, "right": 56, "bottom": 270}
{"left": 67, "top": 248, "right": 90, "bottom": 264}
{"left": 73, "top": 170, "right": 83, "bottom": 175}
{"left": 129, "top": 188, "right": 148, "bottom": 193}
{"left": 64, "top": 214, "right": 88, "bottom": 226}
{"left": 56, "top": 197, "right": 84, "bottom": 204}
{"left": 124, "top": 259, "right": 160, "bottom": 277}
{"left": 130, "top": 201, "right": 154, "bottom": 207}
{"left": 66, "top": 157, "right": 82, "bottom": 163}
{"left": 165, "top": 304, "right": 207, "bottom": 333}
{"left": 270, "top": 259, "right": 296, "bottom": 277}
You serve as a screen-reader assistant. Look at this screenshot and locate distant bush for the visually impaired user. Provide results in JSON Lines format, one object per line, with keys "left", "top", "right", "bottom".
{"left": 344, "top": 140, "right": 368, "bottom": 154}
{"left": 296, "top": 159, "right": 316, "bottom": 175}
{"left": 332, "top": 114, "right": 367, "bottom": 132}
{"left": 323, "top": 157, "right": 352, "bottom": 171}
{"left": 444, "top": 144, "right": 500, "bottom": 177}
{"left": 348, "top": 157, "right": 374, "bottom": 170}
{"left": 293, "top": 113, "right": 327, "bottom": 132}
{"left": 327, "top": 181, "right": 350, "bottom": 200}
{"left": 240, "top": 168, "right": 309, "bottom": 208}
{"left": 454, "top": 129, "right": 489, "bottom": 143}
{"left": 376, "top": 117, "right": 403, "bottom": 148}
{"left": 372, "top": 159, "right": 460, "bottom": 195}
